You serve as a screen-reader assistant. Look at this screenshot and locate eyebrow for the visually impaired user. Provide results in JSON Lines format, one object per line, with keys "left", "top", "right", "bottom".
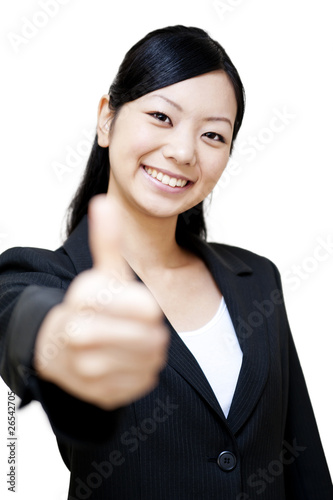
{"left": 147, "top": 94, "right": 233, "bottom": 129}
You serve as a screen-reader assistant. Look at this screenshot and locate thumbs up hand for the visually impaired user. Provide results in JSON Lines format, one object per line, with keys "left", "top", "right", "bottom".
{"left": 34, "top": 195, "right": 169, "bottom": 410}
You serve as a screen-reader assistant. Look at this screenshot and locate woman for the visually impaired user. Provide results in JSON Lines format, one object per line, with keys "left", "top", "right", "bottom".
{"left": 0, "top": 25, "right": 331, "bottom": 499}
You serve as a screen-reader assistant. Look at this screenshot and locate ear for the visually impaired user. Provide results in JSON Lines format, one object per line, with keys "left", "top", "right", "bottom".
{"left": 97, "top": 95, "right": 114, "bottom": 148}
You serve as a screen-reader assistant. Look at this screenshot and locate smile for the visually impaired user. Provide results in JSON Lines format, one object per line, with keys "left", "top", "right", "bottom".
{"left": 143, "top": 165, "right": 189, "bottom": 188}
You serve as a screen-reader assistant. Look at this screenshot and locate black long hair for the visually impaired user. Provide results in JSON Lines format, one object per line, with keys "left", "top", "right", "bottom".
{"left": 66, "top": 25, "right": 245, "bottom": 240}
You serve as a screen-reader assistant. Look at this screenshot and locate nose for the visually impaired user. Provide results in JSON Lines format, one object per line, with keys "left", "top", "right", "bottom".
{"left": 162, "top": 127, "right": 197, "bottom": 167}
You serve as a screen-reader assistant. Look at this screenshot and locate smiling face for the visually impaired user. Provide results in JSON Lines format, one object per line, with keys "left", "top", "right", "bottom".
{"left": 97, "top": 70, "right": 237, "bottom": 221}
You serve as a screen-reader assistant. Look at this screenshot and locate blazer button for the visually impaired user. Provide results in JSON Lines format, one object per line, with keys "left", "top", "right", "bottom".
{"left": 217, "top": 451, "right": 237, "bottom": 471}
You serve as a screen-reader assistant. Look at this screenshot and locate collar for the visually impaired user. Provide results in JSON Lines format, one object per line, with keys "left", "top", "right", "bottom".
{"left": 63, "top": 215, "right": 253, "bottom": 278}
{"left": 63, "top": 215, "right": 92, "bottom": 274}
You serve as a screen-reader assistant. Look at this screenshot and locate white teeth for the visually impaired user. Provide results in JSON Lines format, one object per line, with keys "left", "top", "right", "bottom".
{"left": 161, "top": 174, "right": 170, "bottom": 185}
{"left": 144, "top": 166, "right": 188, "bottom": 188}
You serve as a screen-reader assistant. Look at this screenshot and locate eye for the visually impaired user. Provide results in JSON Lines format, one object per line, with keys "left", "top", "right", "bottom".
{"left": 148, "top": 112, "right": 172, "bottom": 125}
{"left": 204, "top": 132, "right": 225, "bottom": 143}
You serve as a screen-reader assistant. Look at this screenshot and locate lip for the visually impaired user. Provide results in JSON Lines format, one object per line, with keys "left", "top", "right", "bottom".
{"left": 140, "top": 165, "right": 194, "bottom": 193}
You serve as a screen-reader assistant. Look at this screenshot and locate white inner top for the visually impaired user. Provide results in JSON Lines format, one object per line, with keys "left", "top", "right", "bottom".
{"left": 178, "top": 296, "right": 243, "bottom": 417}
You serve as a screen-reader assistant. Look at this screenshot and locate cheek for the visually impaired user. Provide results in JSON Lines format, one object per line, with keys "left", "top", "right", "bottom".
{"left": 110, "top": 119, "right": 152, "bottom": 159}
{"left": 130, "top": 128, "right": 155, "bottom": 157}
{"left": 199, "top": 156, "right": 230, "bottom": 196}
{"left": 206, "top": 155, "right": 229, "bottom": 182}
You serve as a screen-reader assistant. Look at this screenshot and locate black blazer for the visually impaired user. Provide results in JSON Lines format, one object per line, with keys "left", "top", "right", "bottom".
{"left": 0, "top": 216, "right": 332, "bottom": 500}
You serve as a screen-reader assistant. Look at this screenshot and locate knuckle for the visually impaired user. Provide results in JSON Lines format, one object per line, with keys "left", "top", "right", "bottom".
{"left": 71, "top": 354, "right": 98, "bottom": 379}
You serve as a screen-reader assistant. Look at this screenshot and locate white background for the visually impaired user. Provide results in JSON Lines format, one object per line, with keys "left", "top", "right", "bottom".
{"left": 0, "top": 0, "right": 332, "bottom": 498}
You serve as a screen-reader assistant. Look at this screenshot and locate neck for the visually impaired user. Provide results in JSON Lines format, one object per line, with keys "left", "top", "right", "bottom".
{"left": 116, "top": 204, "right": 186, "bottom": 275}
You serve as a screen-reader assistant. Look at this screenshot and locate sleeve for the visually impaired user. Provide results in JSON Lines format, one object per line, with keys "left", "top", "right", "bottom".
{"left": 271, "top": 263, "right": 333, "bottom": 498}
{"left": 0, "top": 246, "right": 123, "bottom": 446}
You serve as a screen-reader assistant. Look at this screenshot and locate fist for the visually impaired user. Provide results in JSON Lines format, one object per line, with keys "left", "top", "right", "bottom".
{"left": 34, "top": 195, "right": 169, "bottom": 410}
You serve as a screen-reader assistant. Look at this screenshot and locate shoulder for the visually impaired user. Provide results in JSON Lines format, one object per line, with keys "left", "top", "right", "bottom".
{"left": 210, "top": 241, "right": 279, "bottom": 270}
{"left": 0, "top": 245, "right": 77, "bottom": 286}
{"left": 0, "top": 216, "right": 91, "bottom": 283}
{"left": 207, "top": 240, "right": 282, "bottom": 287}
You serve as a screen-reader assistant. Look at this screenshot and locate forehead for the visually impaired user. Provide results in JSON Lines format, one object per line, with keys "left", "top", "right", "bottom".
{"left": 139, "top": 70, "right": 237, "bottom": 120}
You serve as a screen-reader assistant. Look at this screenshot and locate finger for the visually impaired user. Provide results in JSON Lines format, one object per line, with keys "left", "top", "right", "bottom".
{"left": 88, "top": 194, "right": 134, "bottom": 282}
{"left": 68, "top": 314, "right": 168, "bottom": 348}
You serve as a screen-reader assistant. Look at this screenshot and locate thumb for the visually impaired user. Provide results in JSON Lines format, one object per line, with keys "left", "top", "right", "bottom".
{"left": 88, "top": 195, "right": 133, "bottom": 282}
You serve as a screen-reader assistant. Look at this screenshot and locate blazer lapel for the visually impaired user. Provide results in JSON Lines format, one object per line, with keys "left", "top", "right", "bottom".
{"left": 168, "top": 236, "right": 270, "bottom": 436}
{"left": 214, "top": 262, "right": 270, "bottom": 435}
{"left": 63, "top": 215, "right": 93, "bottom": 274}
{"left": 166, "top": 316, "right": 228, "bottom": 423}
